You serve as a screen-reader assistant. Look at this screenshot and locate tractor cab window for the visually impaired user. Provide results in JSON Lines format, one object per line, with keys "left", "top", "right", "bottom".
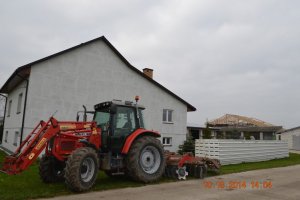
{"left": 113, "top": 107, "right": 137, "bottom": 136}
{"left": 138, "top": 109, "right": 145, "bottom": 128}
{"left": 94, "top": 111, "right": 110, "bottom": 131}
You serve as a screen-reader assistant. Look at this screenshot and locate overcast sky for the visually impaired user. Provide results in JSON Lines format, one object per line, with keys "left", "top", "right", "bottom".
{"left": 0, "top": 0, "right": 299, "bottom": 128}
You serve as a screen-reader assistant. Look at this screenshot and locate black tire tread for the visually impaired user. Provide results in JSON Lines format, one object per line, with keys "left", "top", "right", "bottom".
{"left": 126, "top": 136, "right": 165, "bottom": 183}
{"left": 39, "top": 155, "right": 64, "bottom": 183}
{"left": 64, "top": 147, "right": 99, "bottom": 192}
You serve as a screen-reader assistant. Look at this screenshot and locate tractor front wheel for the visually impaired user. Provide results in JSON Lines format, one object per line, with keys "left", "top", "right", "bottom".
{"left": 126, "top": 136, "right": 165, "bottom": 183}
{"left": 39, "top": 155, "right": 65, "bottom": 183}
{"left": 64, "top": 147, "right": 99, "bottom": 192}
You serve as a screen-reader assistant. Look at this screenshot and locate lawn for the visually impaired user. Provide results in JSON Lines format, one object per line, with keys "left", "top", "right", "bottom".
{"left": 0, "top": 150, "right": 300, "bottom": 200}
{"left": 220, "top": 153, "right": 300, "bottom": 175}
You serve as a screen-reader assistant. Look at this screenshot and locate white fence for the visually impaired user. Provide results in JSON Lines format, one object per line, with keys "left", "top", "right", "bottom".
{"left": 195, "top": 139, "right": 289, "bottom": 165}
{"left": 292, "top": 135, "right": 300, "bottom": 150}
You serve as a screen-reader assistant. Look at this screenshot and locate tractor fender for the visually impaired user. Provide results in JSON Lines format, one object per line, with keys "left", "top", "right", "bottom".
{"left": 121, "top": 129, "right": 160, "bottom": 154}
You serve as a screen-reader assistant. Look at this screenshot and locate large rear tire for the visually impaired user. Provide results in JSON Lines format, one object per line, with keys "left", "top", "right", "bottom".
{"left": 39, "top": 155, "right": 65, "bottom": 183}
{"left": 126, "top": 136, "right": 165, "bottom": 183}
{"left": 64, "top": 147, "right": 99, "bottom": 192}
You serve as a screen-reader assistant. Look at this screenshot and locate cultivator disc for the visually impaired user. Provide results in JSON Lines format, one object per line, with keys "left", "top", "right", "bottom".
{"left": 164, "top": 151, "right": 220, "bottom": 180}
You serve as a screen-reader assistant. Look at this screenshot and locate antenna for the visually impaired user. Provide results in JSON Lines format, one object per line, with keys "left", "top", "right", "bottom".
{"left": 51, "top": 110, "right": 58, "bottom": 118}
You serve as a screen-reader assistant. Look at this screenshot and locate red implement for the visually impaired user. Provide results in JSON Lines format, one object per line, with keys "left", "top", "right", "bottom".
{"left": 164, "top": 151, "right": 220, "bottom": 180}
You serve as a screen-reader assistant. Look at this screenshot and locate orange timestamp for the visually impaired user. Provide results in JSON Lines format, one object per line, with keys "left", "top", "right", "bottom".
{"left": 202, "top": 180, "right": 272, "bottom": 190}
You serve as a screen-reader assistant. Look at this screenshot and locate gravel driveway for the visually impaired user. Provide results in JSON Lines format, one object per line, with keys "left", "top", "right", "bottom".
{"left": 39, "top": 165, "right": 300, "bottom": 200}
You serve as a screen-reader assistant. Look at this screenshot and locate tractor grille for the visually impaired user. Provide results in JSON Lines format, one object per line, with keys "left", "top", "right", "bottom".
{"left": 60, "top": 141, "right": 76, "bottom": 151}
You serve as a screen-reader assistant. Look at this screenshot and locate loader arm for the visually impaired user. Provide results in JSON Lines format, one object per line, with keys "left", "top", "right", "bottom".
{"left": 0, "top": 117, "right": 61, "bottom": 175}
{"left": 0, "top": 117, "right": 99, "bottom": 175}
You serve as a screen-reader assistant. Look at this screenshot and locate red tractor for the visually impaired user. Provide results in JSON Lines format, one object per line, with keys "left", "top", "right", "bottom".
{"left": 1, "top": 97, "right": 166, "bottom": 192}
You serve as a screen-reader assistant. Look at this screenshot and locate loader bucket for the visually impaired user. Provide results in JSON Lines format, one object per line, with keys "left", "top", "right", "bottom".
{"left": 0, "top": 155, "right": 19, "bottom": 175}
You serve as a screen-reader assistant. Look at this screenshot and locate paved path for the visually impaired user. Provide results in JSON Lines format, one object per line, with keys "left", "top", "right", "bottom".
{"left": 40, "top": 165, "right": 300, "bottom": 200}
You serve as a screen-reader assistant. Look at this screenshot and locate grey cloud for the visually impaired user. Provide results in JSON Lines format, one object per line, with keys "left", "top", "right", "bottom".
{"left": 0, "top": 0, "right": 299, "bottom": 128}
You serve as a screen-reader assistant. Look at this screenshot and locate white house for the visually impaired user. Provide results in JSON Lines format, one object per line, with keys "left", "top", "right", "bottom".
{"left": 278, "top": 127, "right": 300, "bottom": 150}
{"left": 0, "top": 36, "right": 196, "bottom": 153}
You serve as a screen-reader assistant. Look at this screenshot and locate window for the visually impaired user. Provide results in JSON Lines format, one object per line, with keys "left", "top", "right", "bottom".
{"left": 163, "top": 109, "right": 173, "bottom": 123}
{"left": 114, "top": 107, "right": 137, "bottom": 135}
{"left": 13, "top": 131, "right": 20, "bottom": 146}
{"left": 17, "top": 93, "right": 23, "bottom": 114}
{"left": 162, "top": 137, "right": 172, "bottom": 146}
{"left": 7, "top": 100, "right": 12, "bottom": 117}
{"left": 4, "top": 131, "right": 8, "bottom": 143}
{"left": 94, "top": 111, "right": 110, "bottom": 130}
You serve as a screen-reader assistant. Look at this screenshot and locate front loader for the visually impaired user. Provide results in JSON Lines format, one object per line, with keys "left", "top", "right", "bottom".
{"left": 0, "top": 97, "right": 166, "bottom": 192}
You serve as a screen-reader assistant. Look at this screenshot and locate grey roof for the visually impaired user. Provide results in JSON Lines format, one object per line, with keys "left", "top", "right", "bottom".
{"left": 0, "top": 36, "right": 196, "bottom": 112}
{"left": 278, "top": 126, "right": 300, "bottom": 134}
{"left": 187, "top": 122, "right": 203, "bottom": 128}
{"left": 218, "top": 126, "right": 282, "bottom": 132}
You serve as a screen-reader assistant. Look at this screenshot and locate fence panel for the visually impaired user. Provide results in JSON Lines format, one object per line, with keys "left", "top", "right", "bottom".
{"left": 195, "top": 139, "right": 289, "bottom": 165}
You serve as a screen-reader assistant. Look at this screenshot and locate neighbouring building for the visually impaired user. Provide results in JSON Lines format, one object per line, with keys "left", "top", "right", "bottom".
{"left": 187, "top": 123, "right": 219, "bottom": 140}
{"left": 277, "top": 127, "right": 300, "bottom": 150}
{"left": 0, "top": 36, "right": 196, "bottom": 153}
{"left": 188, "top": 114, "right": 282, "bottom": 140}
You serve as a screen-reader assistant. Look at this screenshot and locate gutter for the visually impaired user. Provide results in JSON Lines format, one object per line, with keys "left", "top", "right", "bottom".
{"left": 16, "top": 74, "right": 29, "bottom": 146}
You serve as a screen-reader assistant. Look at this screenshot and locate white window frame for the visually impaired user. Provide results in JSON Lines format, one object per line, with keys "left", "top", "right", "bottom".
{"left": 163, "top": 109, "right": 173, "bottom": 123}
{"left": 17, "top": 93, "right": 23, "bottom": 114}
{"left": 7, "top": 100, "right": 12, "bottom": 117}
{"left": 162, "top": 137, "right": 172, "bottom": 146}
{"left": 4, "top": 131, "right": 8, "bottom": 143}
{"left": 13, "top": 131, "right": 19, "bottom": 146}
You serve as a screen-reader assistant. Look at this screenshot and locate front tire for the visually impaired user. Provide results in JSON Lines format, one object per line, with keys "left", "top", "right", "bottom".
{"left": 126, "top": 136, "right": 165, "bottom": 183}
{"left": 64, "top": 147, "right": 99, "bottom": 192}
{"left": 39, "top": 155, "right": 65, "bottom": 183}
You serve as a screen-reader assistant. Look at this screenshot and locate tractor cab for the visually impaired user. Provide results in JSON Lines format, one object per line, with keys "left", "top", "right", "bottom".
{"left": 93, "top": 99, "right": 145, "bottom": 153}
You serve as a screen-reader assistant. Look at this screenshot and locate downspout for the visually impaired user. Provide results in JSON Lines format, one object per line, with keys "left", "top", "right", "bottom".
{"left": 0, "top": 93, "right": 7, "bottom": 143}
{"left": 16, "top": 74, "right": 29, "bottom": 146}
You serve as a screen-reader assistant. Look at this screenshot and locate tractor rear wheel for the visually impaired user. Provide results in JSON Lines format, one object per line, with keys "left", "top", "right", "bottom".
{"left": 126, "top": 136, "right": 165, "bottom": 183}
{"left": 64, "top": 147, "right": 99, "bottom": 192}
{"left": 39, "top": 155, "right": 65, "bottom": 183}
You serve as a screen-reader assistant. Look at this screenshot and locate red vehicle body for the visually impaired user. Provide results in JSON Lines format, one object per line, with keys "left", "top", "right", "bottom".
{"left": 1, "top": 98, "right": 220, "bottom": 192}
{"left": 1, "top": 98, "right": 165, "bottom": 192}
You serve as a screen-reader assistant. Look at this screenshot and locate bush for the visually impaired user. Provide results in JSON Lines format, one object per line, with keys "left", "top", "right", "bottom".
{"left": 178, "top": 137, "right": 195, "bottom": 155}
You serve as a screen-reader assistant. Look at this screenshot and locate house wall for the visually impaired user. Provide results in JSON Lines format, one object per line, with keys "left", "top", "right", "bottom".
{"left": 8, "top": 40, "right": 188, "bottom": 152}
{"left": 280, "top": 128, "right": 300, "bottom": 149}
{"left": 2, "top": 81, "right": 27, "bottom": 151}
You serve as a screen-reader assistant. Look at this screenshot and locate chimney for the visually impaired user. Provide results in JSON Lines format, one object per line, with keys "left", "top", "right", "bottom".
{"left": 143, "top": 68, "right": 153, "bottom": 79}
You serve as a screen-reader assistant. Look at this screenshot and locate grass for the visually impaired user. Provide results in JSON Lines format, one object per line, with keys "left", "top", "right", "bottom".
{"left": 0, "top": 150, "right": 300, "bottom": 200}
{"left": 0, "top": 150, "right": 170, "bottom": 200}
{"left": 219, "top": 153, "right": 300, "bottom": 175}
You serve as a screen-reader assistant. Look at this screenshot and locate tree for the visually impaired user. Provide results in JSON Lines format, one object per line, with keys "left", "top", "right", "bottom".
{"left": 177, "top": 136, "right": 195, "bottom": 155}
{"left": 217, "top": 132, "right": 225, "bottom": 139}
{"left": 244, "top": 132, "right": 251, "bottom": 140}
{"left": 202, "top": 123, "right": 212, "bottom": 139}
